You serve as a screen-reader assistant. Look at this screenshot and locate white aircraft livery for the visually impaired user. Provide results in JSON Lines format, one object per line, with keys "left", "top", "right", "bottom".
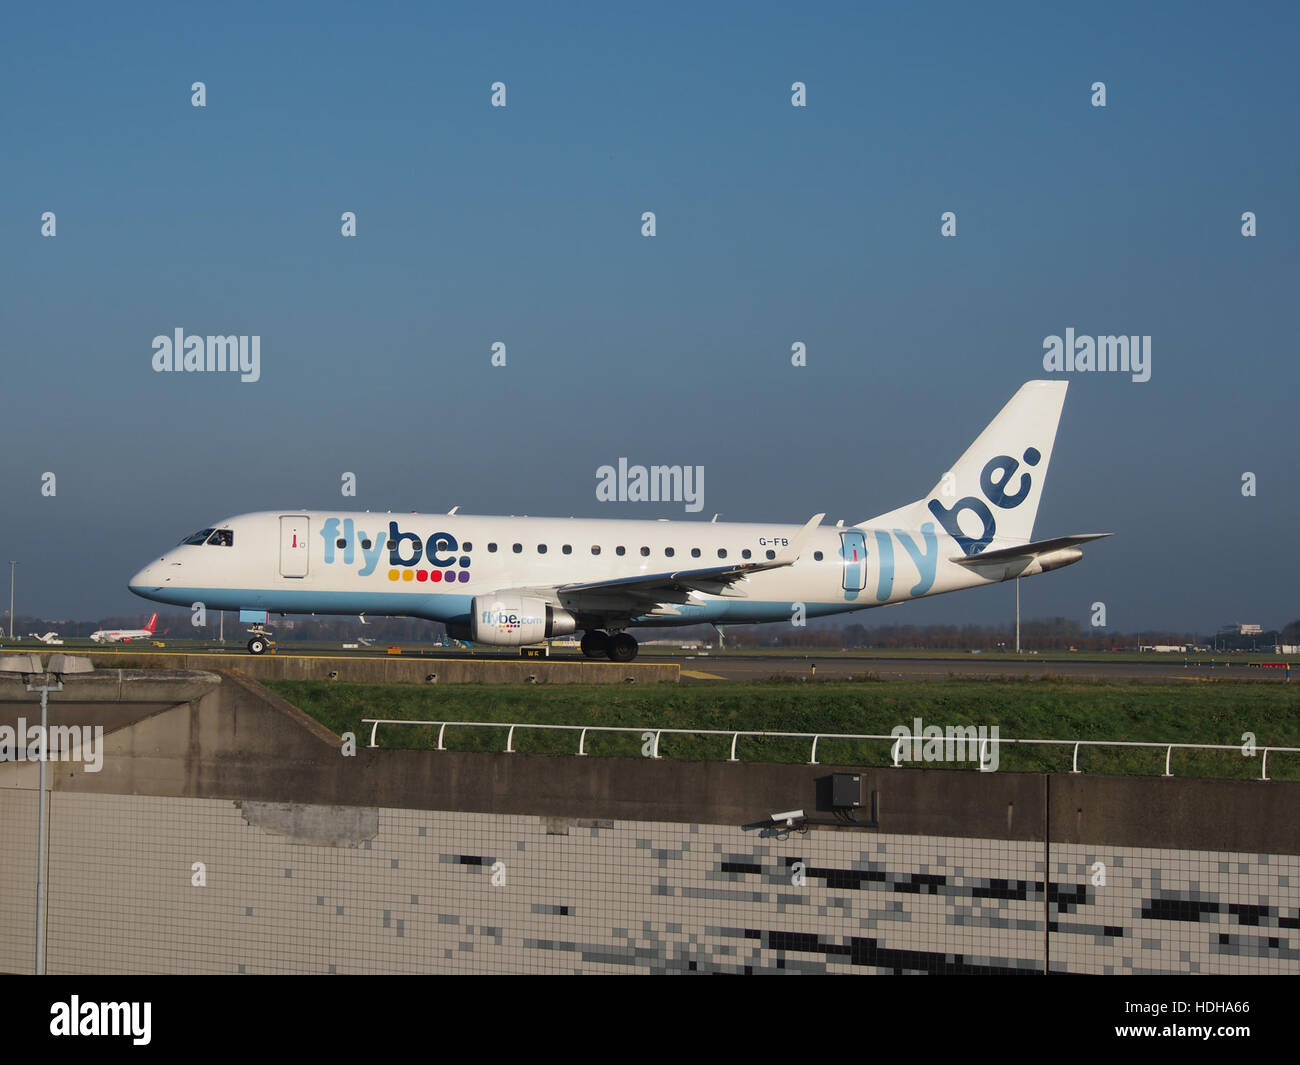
{"left": 128, "top": 382, "right": 1109, "bottom": 659}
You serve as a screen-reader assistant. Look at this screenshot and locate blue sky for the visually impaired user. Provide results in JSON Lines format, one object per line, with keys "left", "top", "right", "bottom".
{"left": 1, "top": 1, "right": 1297, "bottom": 631}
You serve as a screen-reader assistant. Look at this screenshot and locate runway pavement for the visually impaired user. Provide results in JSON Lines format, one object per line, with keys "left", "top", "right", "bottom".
{"left": 3, "top": 645, "right": 1284, "bottom": 684}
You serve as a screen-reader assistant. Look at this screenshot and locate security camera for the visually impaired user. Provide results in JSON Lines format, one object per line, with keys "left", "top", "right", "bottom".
{"left": 771, "top": 810, "right": 805, "bottom": 827}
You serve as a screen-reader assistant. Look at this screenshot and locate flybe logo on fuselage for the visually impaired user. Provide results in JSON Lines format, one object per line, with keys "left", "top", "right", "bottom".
{"left": 926, "top": 449, "right": 1040, "bottom": 556}
{"left": 319, "top": 518, "right": 471, "bottom": 580}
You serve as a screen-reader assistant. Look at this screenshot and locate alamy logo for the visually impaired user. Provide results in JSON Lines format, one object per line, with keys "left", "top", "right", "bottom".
{"left": 927, "top": 449, "right": 1039, "bottom": 556}
{"left": 50, "top": 997, "right": 150, "bottom": 1045}
{"left": 1042, "top": 329, "right": 1151, "bottom": 383}
{"left": 596, "top": 459, "right": 704, "bottom": 513}
{"left": 152, "top": 328, "right": 261, "bottom": 383}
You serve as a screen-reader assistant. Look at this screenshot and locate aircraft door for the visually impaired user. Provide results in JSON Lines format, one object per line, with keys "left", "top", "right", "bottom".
{"left": 280, "top": 516, "right": 310, "bottom": 578}
{"left": 840, "top": 529, "right": 867, "bottom": 594}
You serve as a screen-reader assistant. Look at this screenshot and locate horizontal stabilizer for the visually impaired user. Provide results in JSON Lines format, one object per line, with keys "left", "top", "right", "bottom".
{"left": 951, "top": 533, "right": 1112, "bottom": 565}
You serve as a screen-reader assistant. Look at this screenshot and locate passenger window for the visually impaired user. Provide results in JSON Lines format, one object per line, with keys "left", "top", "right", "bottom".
{"left": 538, "top": 544, "right": 547, "bottom": 554}
{"left": 336, "top": 538, "right": 347, "bottom": 549}
{"left": 488, "top": 543, "right": 498, "bottom": 552}
{"left": 361, "top": 539, "right": 372, "bottom": 550}
{"left": 691, "top": 548, "right": 701, "bottom": 558}
{"left": 591, "top": 545, "right": 601, "bottom": 555}
{"left": 562, "top": 545, "right": 572, "bottom": 554}
{"left": 717, "top": 548, "right": 727, "bottom": 559}
{"left": 665, "top": 547, "right": 675, "bottom": 557}
{"left": 513, "top": 543, "right": 523, "bottom": 553}
{"left": 814, "top": 550, "right": 823, "bottom": 561}
{"left": 462, "top": 542, "right": 473, "bottom": 551}
{"left": 765, "top": 549, "right": 776, "bottom": 560}
{"left": 742, "top": 549, "right": 752, "bottom": 559}
{"left": 616, "top": 546, "right": 626, "bottom": 556}
{"left": 640, "top": 547, "right": 650, "bottom": 557}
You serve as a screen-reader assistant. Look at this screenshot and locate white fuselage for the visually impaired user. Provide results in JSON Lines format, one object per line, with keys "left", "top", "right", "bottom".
{"left": 128, "top": 510, "right": 1004, "bottom": 629}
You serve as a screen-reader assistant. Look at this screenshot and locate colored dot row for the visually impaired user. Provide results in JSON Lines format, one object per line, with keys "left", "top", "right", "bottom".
{"left": 388, "top": 569, "right": 471, "bottom": 583}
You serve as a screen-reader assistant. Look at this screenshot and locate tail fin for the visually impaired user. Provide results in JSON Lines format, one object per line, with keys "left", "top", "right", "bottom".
{"left": 862, "top": 381, "right": 1068, "bottom": 554}
{"left": 145, "top": 612, "right": 158, "bottom": 633}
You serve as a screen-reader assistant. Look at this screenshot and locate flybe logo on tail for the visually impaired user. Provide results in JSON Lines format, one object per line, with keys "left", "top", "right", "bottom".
{"left": 319, "top": 518, "right": 471, "bottom": 580}
{"left": 927, "top": 449, "right": 1040, "bottom": 556}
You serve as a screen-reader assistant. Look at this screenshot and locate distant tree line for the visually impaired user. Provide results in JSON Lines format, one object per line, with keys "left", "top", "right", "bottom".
{"left": 6, "top": 610, "right": 1297, "bottom": 652}
{"left": 701, "top": 617, "right": 1216, "bottom": 651}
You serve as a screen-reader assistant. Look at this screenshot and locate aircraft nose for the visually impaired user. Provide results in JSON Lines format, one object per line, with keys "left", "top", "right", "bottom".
{"left": 128, "top": 560, "right": 165, "bottom": 593}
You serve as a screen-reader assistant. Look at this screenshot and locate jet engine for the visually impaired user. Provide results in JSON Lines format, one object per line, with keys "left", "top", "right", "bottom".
{"left": 468, "top": 596, "right": 577, "bottom": 646}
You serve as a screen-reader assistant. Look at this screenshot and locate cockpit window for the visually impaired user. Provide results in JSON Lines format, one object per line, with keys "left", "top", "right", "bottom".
{"left": 182, "top": 528, "right": 215, "bottom": 545}
{"left": 206, "top": 529, "right": 234, "bottom": 547}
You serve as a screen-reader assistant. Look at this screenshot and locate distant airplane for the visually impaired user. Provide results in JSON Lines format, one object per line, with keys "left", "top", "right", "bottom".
{"left": 90, "top": 613, "right": 158, "bottom": 644}
{"left": 129, "top": 382, "right": 1110, "bottom": 659}
{"left": 28, "top": 632, "right": 64, "bottom": 645}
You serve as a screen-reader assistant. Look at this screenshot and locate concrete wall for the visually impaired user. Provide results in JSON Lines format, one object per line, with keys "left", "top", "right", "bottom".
{"left": 18, "top": 671, "right": 1296, "bottom": 854}
{"left": 1, "top": 669, "right": 1297, "bottom": 974}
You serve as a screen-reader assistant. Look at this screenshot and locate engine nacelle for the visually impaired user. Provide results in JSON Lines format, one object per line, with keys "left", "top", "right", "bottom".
{"left": 469, "top": 596, "right": 577, "bottom": 646}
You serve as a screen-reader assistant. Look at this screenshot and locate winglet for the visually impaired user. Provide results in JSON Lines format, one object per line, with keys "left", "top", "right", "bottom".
{"left": 776, "top": 513, "right": 825, "bottom": 564}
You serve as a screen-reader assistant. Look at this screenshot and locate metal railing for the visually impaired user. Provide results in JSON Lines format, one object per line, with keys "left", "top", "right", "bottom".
{"left": 359, "top": 718, "right": 1300, "bottom": 780}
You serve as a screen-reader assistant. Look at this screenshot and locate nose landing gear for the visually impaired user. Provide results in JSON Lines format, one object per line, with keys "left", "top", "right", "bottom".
{"left": 246, "top": 625, "right": 275, "bottom": 655}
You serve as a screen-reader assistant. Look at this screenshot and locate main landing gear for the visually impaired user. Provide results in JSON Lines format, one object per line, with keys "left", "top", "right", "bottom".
{"left": 580, "top": 629, "right": 639, "bottom": 663}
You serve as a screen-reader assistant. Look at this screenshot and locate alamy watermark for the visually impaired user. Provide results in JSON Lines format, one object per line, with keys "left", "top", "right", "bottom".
{"left": 0, "top": 719, "right": 103, "bottom": 772}
{"left": 151, "top": 328, "right": 261, "bottom": 382}
{"left": 596, "top": 459, "right": 704, "bottom": 513}
{"left": 890, "top": 718, "right": 999, "bottom": 772}
{"left": 1042, "top": 329, "right": 1150, "bottom": 383}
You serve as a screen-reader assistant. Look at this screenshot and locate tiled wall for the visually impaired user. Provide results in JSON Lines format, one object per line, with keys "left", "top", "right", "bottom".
{"left": 0, "top": 790, "right": 1295, "bottom": 974}
{"left": 1049, "top": 846, "right": 1298, "bottom": 974}
{"left": 0, "top": 788, "right": 38, "bottom": 971}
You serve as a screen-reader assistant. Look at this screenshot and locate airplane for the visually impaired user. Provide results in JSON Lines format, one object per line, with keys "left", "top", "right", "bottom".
{"left": 28, "top": 632, "right": 65, "bottom": 645}
{"left": 128, "top": 381, "right": 1110, "bottom": 660}
{"left": 90, "top": 613, "right": 158, "bottom": 644}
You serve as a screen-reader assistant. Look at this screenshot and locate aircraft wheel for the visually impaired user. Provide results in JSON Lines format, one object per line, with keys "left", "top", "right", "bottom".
{"left": 607, "top": 632, "right": 638, "bottom": 662}
{"left": 248, "top": 637, "right": 267, "bottom": 655}
{"left": 581, "top": 631, "right": 609, "bottom": 658}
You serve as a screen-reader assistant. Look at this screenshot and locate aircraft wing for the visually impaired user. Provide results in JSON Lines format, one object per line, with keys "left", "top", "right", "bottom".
{"left": 509, "top": 513, "right": 824, "bottom": 613}
{"left": 950, "top": 533, "right": 1112, "bottom": 565}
